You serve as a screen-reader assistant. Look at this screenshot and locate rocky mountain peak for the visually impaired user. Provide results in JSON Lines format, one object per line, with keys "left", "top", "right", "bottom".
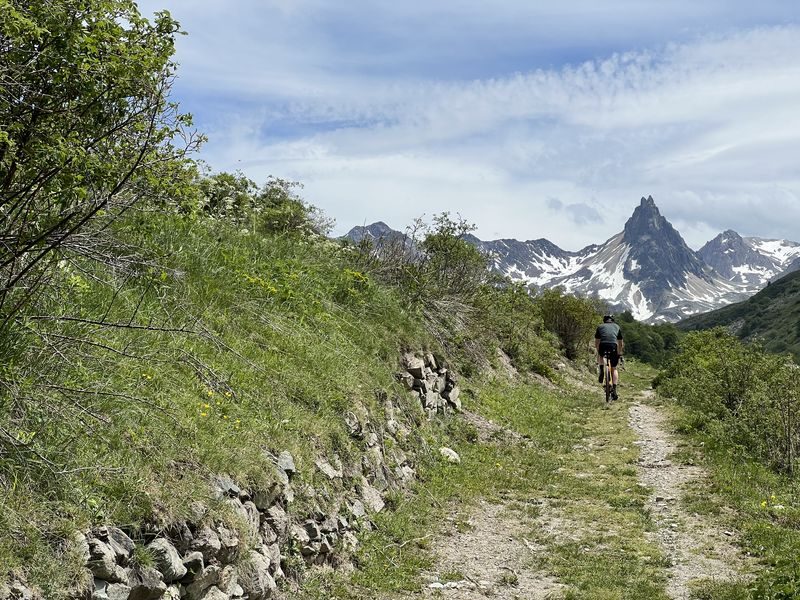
{"left": 620, "top": 196, "right": 707, "bottom": 290}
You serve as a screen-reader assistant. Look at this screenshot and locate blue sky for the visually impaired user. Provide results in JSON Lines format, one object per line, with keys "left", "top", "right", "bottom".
{"left": 137, "top": 0, "right": 800, "bottom": 250}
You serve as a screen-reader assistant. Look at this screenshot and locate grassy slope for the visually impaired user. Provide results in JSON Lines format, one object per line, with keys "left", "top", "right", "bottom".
{"left": 678, "top": 270, "right": 800, "bottom": 358}
{"left": 0, "top": 213, "right": 437, "bottom": 593}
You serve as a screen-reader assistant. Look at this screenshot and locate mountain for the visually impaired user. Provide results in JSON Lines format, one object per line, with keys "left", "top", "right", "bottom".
{"left": 698, "top": 230, "right": 800, "bottom": 291}
{"left": 344, "top": 221, "right": 406, "bottom": 244}
{"left": 342, "top": 197, "right": 800, "bottom": 323}
{"left": 678, "top": 270, "right": 800, "bottom": 359}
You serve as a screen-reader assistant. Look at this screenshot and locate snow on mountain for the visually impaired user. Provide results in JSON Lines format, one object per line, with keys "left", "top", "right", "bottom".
{"left": 698, "top": 231, "right": 800, "bottom": 291}
{"left": 342, "top": 198, "right": 800, "bottom": 323}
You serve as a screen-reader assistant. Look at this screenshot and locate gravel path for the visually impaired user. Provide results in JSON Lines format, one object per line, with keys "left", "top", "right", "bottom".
{"left": 629, "top": 397, "right": 753, "bottom": 598}
{"left": 420, "top": 501, "right": 564, "bottom": 599}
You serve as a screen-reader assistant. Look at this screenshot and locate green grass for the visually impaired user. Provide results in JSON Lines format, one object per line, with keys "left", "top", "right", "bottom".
{"left": 0, "top": 214, "right": 437, "bottom": 595}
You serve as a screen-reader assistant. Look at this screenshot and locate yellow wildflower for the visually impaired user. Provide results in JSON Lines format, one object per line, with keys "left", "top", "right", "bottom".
{"left": 200, "top": 412, "right": 208, "bottom": 417}
{"left": 203, "top": 403, "right": 210, "bottom": 409}
{"left": 761, "top": 500, "right": 768, "bottom": 508}
{"left": 225, "top": 391, "right": 232, "bottom": 398}
{"left": 206, "top": 390, "right": 213, "bottom": 397}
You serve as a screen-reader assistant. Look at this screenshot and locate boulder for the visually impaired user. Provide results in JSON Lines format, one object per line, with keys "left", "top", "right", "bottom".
{"left": 218, "top": 565, "right": 239, "bottom": 594}
{"left": 87, "top": 538, "right": 127, "bottom": 584}
{"left": 349, "top": 499, "right": 366, "bottom": 520}
{"left": 92, "top": 580, "right": 131, "bottom": 600}
{"left": 162, "top": 585, "right": 181, "bottom": 600}
{"left": 424, "top": 390, "right": 439, "bottom": 410}
{"left": 443, "top": 385, "right": 461, "bottom": 411}
{"left": 395, "top": 372, "right": 415, "bottom": 391}
{"left": 225, "top": 498, "right": 258, "bottom": 542}
{"left": 126, "top": 566, "right": 167, "bottom": 600}
{"left": 238, "top": 551, "right": 277, "bottom": 600}
{"left": 403, "top": 354, "right": 425, "bottom": 379}
{"left": 101, "top": 527, "right": 135, "bottom": 563}
{"left": 184, "top": 566, "right": 221, "bottom": 600}
{"left": 343, "top": 411, "right": 363, "bottom": 438}
{"left": 359, "top": 479, "right": 385, "bottom": 513}
{"left": 199, "top": 587, "right": 229, "bottom": 600}
{"left": 146, "top": 538, "right": 187, "bottom": 583}
{"left": 189, "top": 526, "right": 221, "bottom": 563}
{"left": 264, "top": 505, "right": 290, "bottom": 541}
{"left": 72, "top": 532, "right": 91, "bottom": 564}
{"left": 439, "top": 447, "right": 461, "bottom": 464}
{"left": 424, "top": 353, "right": 438, "bottom": 370}
{"left": 216, "top": 523, "right": 240, "bottom": 563}
{"left": 302, "top": 520, "right": 322, "bottom": 541}
{"left": 290, "top": 524, "right": 310, "bottom": 546}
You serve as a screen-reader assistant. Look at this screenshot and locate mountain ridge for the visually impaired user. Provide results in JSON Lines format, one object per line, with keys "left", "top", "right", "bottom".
{"left": 343, "top": 197, "right": 800, "bottom": 323}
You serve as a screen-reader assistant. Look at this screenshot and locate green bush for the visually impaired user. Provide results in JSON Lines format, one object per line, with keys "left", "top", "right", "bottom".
{"left": 536, "top": 287, "right": 599, "bottom": 360}
{"left": 657, "top": 329, "right": 800, "bottom": 473}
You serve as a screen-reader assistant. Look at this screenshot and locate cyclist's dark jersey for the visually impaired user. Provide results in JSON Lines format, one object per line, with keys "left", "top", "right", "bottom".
{"left": 595, "top": 323, "right": 623, "bottom": 344}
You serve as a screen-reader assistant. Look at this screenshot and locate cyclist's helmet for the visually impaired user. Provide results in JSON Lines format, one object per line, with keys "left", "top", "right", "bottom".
{"left": 603, "top": 314, "right": 615, "bottom": 323}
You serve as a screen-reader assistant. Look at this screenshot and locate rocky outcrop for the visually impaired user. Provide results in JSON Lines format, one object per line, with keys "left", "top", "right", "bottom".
{"left": 399, "top": 352, "right": 462, "bottom": 417}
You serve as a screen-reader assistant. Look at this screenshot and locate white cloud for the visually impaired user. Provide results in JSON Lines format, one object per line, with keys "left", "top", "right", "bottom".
{"left": 136, "top": 1, "right": 800, "bottom": 248}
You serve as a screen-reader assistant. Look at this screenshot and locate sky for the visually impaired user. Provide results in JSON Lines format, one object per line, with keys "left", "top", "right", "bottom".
{"left": 136, "top": 0, "right": 800, "bottom": 250}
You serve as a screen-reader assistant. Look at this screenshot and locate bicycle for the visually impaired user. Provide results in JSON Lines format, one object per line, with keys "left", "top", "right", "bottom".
{"left": 601, "top": 350, "right": 614, "bottom": 406}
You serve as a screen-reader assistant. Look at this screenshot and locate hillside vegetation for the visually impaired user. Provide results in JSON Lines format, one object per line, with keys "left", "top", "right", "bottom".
{"left": 678, "top": 271, "right": 800, "bottom": 359}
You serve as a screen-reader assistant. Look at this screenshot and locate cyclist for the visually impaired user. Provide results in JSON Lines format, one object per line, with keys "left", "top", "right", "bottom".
{"left": 595, "top": 315, "right": 624, "bottom": 400}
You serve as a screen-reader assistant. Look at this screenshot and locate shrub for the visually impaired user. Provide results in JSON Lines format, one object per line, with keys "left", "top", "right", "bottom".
{"left": 536, "top": 287, "right": 599, "bottom": 360}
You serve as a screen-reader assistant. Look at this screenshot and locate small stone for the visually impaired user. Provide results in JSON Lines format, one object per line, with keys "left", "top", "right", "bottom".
{"left": 439, "top": 447, "right": 461, "bottom": 464}
{"left": 403, "top": 354, "right": 426, "bottom": 379}
{"left": 303, "top": 520, "right": 322, "bottom": 541}
{"left": 277, "top": 451, "right": 296, "bottom": 479}
{"left": 181, "top": 552, "right": 204, "bottom": 582}
{"left": 127, "top": 566, "right": 167, "bottom": 600}
{"left": 315, "top": 459, "right": 342, "bottom": 480}
{"left": 213, "top": 475, "right": 241, "bottom": 498}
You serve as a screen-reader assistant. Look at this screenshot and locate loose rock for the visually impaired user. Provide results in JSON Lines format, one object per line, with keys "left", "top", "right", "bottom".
{"left": 439, "top": 447, "right": 461, "bottom": 464}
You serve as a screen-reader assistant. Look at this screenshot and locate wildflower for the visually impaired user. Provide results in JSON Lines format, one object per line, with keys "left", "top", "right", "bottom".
{"left": 761, "top": 500, "right": 768, "bottom": 508}
{"left": 203, "top": 403, "right": 210, "bottom": 409}
{"left": 771, "top": 494, "right": 776, "bottom": 501}
{"left": 206, "top": 390, "right": 214, "bottom": 397}
{"left": 200, "top": 412, "right": 208, "bottom": 417}
{"left": 223, "top": 415, "right": 230, "bottom": 420}
{"left": 225, "top": 391, "right": 232, "bottom": 398}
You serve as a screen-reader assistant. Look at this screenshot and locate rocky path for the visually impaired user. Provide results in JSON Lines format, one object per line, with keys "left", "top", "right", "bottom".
{"left": 420, "top": 501, "right": 564, "bottom": 599}
{"left": 629, "top": 394, "right": 753, "bottom": 598}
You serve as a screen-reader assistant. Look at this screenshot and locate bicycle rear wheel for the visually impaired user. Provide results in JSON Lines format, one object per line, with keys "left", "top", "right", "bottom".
{"left": 603, "top": 359, "right": 612, "bottom": 404}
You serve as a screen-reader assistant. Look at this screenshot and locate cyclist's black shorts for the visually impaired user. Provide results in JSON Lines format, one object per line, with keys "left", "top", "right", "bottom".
{"left": 598, "top": 342, "right": 620, "bottom": 367}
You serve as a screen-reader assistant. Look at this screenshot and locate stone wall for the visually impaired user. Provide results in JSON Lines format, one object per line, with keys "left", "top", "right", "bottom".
{"left": 2, "top": 352, "right": 459, "bottom": 600}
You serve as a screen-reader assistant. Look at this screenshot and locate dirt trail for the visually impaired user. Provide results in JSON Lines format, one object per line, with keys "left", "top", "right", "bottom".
{"left": 420, "top": 501, "right": 564, "bottom": 599}
{"left": 629, "top": 394, "right": 753, "bottom": 598}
